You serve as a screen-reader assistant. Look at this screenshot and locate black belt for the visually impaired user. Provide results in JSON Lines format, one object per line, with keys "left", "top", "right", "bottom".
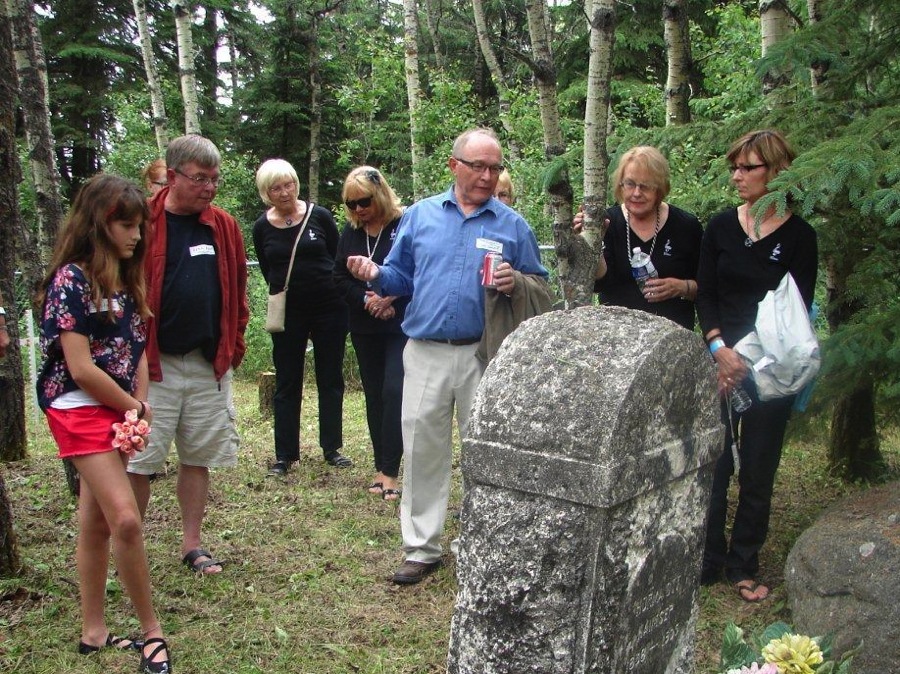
{"left": 424, "top": 337, "right": 481, "bottom": 346}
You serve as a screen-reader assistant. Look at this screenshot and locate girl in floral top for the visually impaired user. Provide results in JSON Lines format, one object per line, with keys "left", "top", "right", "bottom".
{"left": 36, "top": 174, "right": 171, "bottom": 673}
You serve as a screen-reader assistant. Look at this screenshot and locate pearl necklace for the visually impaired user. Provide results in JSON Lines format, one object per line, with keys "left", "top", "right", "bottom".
{"left": 624, "top": 204, "right": 661, "bottom": 260}
{"left": 365, "top": 223, "right": 384, "bottom": 259}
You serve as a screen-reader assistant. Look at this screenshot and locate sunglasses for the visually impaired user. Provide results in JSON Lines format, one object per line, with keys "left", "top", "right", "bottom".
{"left": 345, "top": 196, "right": 373, "bottom": 210}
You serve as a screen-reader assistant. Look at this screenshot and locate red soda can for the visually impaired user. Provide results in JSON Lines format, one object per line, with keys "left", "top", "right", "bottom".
{"left": 482, "top": 252, "right": 502, "bottom": 288}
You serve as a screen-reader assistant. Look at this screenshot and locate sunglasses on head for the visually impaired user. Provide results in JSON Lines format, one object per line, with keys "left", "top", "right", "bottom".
{"left": 345, "top": 196, "right": 373, "bottom": 210}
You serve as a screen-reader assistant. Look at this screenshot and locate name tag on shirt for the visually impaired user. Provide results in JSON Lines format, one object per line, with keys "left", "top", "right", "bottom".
{"left": 190, "top": 244, "right": 216, "bottom": 257}
{"left": 476, "top": 237, "right": 503, "bottom": 254}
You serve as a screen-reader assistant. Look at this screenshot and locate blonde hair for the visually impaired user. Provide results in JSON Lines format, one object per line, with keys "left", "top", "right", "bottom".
{"left": 341, "top": 166, "right": 403, "bottom": 229}
{"left": 611, "top": 146, "right": 671, "bottom": 204}
{"left": 726, "top": 129, "right": 796, "bottom": 183}
{"left": 255, "top": 159, "right": 300, "bottom": 206}
{"left": 494, "top": 169, "right": 515, "bottom": 204}
{"left": 141, "top": 158, "right": 166, "bottom": 192}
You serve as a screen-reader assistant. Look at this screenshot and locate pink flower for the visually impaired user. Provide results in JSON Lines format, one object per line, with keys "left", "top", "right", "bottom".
{"left": 124, "top": 409, "right": 139, "bottom": 424}
{"left": 110, "top": 410, "right": 151, "bottom": 455}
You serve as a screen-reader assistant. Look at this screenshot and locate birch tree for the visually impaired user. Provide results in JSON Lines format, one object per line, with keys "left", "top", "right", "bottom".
{"left": 0, "top": 0, "right": 28, "bottom": 470}
{"left": 172, "top": 0, "right": 201, "bottom": 134}
{"left": 308, "top": 9, "right": 322, "bottom": 202}
{"left": 759, "top": 0, "right": 791, "bottom": 94}
{"left": 134, "top": 0, "right": 169, "bottom": 152}
{"left": 403, "top": 0, "right": 425, "bottom": 198}
{"left": 423, "top": 0, "right": 445, "bottom": 71}
{"left": 9, "top": 0, "right": 63, "bottom": 291}
{"left": 471, "top": 0, "right": 518, "bottom": 159}
{"left": 571, "top": 0, "right": 615, "bottom": 308}
{"left": 663, "top": 0, "right": 691, "bottom": 125}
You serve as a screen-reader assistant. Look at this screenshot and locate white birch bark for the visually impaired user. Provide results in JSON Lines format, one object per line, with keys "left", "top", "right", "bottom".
{"left": 134, "top": 0, "right": 169, "bottom": 152}
{"left": 759, "top": 0, "right": 791, "bottom": 94}
{"left": 307, "top": 13, "right": 321, "bottom": 202}
{"left": 403, "top": 0, "right": 424, "bottom": 199}
{"left": 663, "top": 0, "right": 691, "bottom": 125}
{"left": 172, "top": 0, "right": 201, "bottom": 134}
{"left": 471, "top": 0, "right": 518, "bottom": 159}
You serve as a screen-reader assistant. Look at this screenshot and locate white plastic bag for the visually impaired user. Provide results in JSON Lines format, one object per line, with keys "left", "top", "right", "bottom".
{"left": 733, "top": 273, "right": 820, "bottom": 401}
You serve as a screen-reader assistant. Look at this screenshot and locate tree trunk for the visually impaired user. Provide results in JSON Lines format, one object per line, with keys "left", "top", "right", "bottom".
{"left": 805, "top": 0, "right": 827, "bottom": 92}
{"left": 0, "top": 0, "right": 28, "bottom": 466}
{"left": 522, "top": 0, "right": 575, "bottom": 307}
{"left": 663, "top": 0, "right": 691, "bottom": 125}
{"left": 307, "top": 13, "right": 322, "bottom": 203}
{"left": 759, "top": 0, "right": 791, "bottom": 94}
{"left": 423, "top": 0, "right": 445, "bottom": 71}
{"left": 825, "top": 255, "right": 884, "bottom": 480}
{"left": 0, "top": 468, "right": 21, "bottom": 577}
{"left": 471, "top": 0, "right": 519, "bottom": 159}
{"left": 133, "top": 0, "right": 169, "bottom": 152}
{"left": 403, "top": 0, "right": 425, "bottom": 199}
{"left": 578, "top": 0, "right": 616, "bottom": 307}
{"left": 172, "top": 0, "right": 202, "bottom": 135}
{"left": 200, "top": 7, "right": 218, "bottom": 123}
{"left": 9, "top": 0, "right": 62, "bottom": 300}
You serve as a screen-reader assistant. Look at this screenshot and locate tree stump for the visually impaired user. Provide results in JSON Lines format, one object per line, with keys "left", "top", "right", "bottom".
{"left": 258, "top": 371, "right": 276, "bottom": 418}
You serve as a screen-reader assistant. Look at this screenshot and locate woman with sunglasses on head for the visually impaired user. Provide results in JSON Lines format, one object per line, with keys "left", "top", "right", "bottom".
{"left": 696, "top": 130, "right": 817, "bottom": 602}
{"left": 575, "top": 145, "right": 702, "bottom": 330}
{"left": 333, "top": 167, "right": 408, "bottom": 501}
{"left": 253, "top": 159, "right": 350, "bottom": 476}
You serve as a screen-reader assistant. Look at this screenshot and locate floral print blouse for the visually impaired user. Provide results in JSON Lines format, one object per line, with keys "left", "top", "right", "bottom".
{"left": 37, "top": 264, "right": 147, "bottom": 411}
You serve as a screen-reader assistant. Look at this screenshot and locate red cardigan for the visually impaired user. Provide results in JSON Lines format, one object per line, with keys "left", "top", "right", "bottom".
{"left": 144, "top": 187, "right": 249, "bottom": 382}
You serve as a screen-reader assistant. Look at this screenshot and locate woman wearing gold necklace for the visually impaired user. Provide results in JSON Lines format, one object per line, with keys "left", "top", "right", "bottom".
{"left": 334, "top": 167, "right": 407, "bottom": 501}
{"left": 584, "top": 146, "right": 703, "bottom": 330}
{"left": 253, "top": 159, "right": 351, "bottom": 476}
{"left": 696, "top": 130, "right": 818, "bottom": 603}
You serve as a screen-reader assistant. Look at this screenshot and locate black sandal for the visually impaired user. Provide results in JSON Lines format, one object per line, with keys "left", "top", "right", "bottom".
{"left": 78, "top": 633, "right": 143, "bottom": 654}
{"left": 140, "top": 637, "right": 172, "bottom": 674}
{"left": 325, "top": 452, "right": 352, "bottom": 468}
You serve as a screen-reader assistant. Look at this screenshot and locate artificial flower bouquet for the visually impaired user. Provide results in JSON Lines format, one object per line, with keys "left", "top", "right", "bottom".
{"left": 112, "top": 408, "right": 151, "bottom": 457}
{"left": 720, "top": 621, "right": 855, "bottom": 674}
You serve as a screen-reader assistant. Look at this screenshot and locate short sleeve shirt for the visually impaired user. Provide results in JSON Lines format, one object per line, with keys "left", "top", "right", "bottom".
{"left": 37, "top": 264, "right": 147, "bottom": 410}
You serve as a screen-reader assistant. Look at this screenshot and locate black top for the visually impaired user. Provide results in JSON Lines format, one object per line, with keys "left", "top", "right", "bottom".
{"left": 252, "top": 203, "right": 344, "bottom": 313}
{"left": 158, "top": 211, "right": 222, "bottom": 360}
{"left": 595, "top": 203, "right": 703, "bottom": 330}
{"left": 696, "top": 207, "right": 818, "bottom": 346}
{"left": 333, "top": 217, "right": 408, "bottom": 334}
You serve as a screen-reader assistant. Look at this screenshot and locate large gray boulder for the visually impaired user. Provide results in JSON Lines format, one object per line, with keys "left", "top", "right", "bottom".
{"left": 785, "top": 481, "right": 900, "bottom": 674}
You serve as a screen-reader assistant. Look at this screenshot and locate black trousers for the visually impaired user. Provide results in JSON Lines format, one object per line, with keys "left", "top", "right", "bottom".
{"left": 271, "top": 304, "right": 347, "bottom": 462}
{"left": 703, "top": 383, "right": 795, "bottom": 583}
{"left": 351, "top": 331, "right": 406, "bottom": 478}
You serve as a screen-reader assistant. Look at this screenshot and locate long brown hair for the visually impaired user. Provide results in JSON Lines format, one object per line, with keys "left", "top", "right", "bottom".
{"left": 37, "top": 174, "right": 151, "bottom": 321}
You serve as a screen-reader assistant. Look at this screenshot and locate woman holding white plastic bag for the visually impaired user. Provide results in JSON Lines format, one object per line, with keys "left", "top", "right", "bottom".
{"left": 696, "top": 130, "right": 818, "bottom": 602}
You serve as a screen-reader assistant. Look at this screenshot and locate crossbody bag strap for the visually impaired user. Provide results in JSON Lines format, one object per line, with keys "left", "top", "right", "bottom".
{"left": 282, "top": 202, "right": 315, "bottom": 292}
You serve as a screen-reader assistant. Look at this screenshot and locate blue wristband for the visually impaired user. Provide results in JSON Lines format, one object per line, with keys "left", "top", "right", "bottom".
{"left": 709, "top": 338, "right": 725, "bottom": 355}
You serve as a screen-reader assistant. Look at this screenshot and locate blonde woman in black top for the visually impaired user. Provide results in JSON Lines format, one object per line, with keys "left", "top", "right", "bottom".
{"left": 253, "top": 159, "right": 350, "bottom": 475}
{"left": 334, "top": 167, "right": 407, "bottom": 500}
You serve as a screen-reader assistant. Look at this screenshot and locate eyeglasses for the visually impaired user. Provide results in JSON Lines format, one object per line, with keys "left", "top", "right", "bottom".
{"left": 174, "top": 168, "right": 222, "bottom": 188}
{"left": 268, "top": 182, "right": 296, "bottom": 195}
{"left": 621, "top": 180, "right": 657, "bottom": 193}
{"left": 454, "top": 158, "right": 505, "bottom": 176}
{"left": 345, "top": 196, "right": 373, "bottom": 210}
{"left": 730, "top": 163, "right": 766, "bottom": 174}
{"left": 151, "top": 180, "right": 167, "bottom": 187}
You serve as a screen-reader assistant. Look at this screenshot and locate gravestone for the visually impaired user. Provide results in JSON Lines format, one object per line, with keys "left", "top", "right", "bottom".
{"left": 448, "top": 306, "right": 723, "bottom": 674}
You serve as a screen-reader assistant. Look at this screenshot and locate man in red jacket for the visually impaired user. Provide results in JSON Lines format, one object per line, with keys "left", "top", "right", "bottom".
{"left": 128, "top": 135, "right": 249, "bottom": 575}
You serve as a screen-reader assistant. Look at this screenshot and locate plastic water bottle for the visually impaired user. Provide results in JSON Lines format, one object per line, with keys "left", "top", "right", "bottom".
{"left": 630, "top": 247, "right": 658, "bottom": 290}
{"left": 730, "top": 386, "right": 752, "bottom": 413}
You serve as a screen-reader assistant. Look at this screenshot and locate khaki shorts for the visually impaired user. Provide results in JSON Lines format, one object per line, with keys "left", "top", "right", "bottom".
{"left": 127, "top": 350, "right": 240, "bottom": 474}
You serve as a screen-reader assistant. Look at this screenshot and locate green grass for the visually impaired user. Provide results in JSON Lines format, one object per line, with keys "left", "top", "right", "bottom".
{"left": 1, "top": 379, "right": 896, "bottom": 673}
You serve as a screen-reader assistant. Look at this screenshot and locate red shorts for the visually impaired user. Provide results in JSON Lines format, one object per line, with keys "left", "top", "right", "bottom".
{"left": 45, "top": 406, "right": 122, "bottom": 458}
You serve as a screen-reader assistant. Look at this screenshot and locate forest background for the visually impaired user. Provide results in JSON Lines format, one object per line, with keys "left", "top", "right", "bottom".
{"left": 0, "top": 0, "right": 898, "bottom": 561}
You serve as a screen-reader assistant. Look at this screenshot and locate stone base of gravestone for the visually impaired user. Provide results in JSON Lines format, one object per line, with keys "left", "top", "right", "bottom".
{"left": 785, "top": 480, "right": 900, "bottom": 674}
{"left": 448, "top": 306, "right": 723, "bottom": 674}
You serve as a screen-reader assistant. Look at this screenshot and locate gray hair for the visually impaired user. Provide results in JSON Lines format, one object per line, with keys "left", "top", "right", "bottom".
{"left": 451, "top": 128, "right": 500, "bottom": 158}
{"left": 255, "top": 159, "right": 300, "bottom": 206}
{"left": 165, "top": 135, "right": 221, "bottom": 171}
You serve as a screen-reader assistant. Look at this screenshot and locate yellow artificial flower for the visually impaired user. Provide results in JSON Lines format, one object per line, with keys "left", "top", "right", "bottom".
{"left": 761, "top": 634, "right": 824, "bottom": 674}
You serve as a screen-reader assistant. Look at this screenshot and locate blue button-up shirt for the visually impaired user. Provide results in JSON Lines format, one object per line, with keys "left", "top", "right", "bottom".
{"left": 378, "top": 185, "right": 548, "bottom": 340}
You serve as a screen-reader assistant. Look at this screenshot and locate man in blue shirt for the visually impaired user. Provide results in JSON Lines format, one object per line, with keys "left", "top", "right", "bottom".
{"left": 347, "top": 128, "right": 547, "bottom": 584}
